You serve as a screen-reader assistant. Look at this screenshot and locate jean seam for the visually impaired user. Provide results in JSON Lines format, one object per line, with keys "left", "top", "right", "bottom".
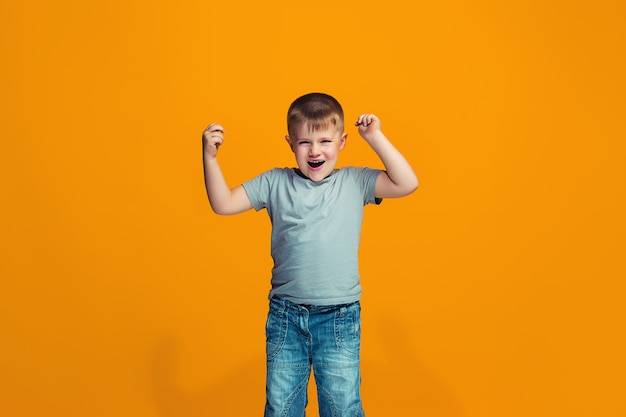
{"left": 267, "top": 305, "right": 288, "bottom": 361}
{"left": 316, "top": 384, "right": 339, "bottom": 417}
{"left": 280, "top": 376, "right": 309, "bottom": 417}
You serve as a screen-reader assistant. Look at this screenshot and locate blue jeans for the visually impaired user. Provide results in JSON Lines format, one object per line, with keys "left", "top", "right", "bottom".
{"left": 264, "top": 297, "right": 365, "bottom": 417}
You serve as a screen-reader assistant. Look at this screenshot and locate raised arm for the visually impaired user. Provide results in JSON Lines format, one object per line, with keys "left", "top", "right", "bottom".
{"left": 355, "top": 114, "right": 418, "bottom": 199}
{"left": 202, "top": 123, "right": 253, "bottom": 215}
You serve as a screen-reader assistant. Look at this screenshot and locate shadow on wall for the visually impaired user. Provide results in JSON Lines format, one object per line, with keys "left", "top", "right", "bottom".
{"left": 151, "top": 339, "right": 265, "bottom": 417}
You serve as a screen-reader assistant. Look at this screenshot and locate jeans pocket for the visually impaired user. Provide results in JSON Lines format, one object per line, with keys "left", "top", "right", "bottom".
{"left": 334, "top": 303, "right": 361, "bottom": 357}
{"left": 265, "top": 306, "right": 288, "bottom": 361}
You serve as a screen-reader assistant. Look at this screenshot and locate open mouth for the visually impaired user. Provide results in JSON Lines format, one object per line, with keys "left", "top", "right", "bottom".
{"left": 307, "top": 160, "right": 325, "bottom": 169}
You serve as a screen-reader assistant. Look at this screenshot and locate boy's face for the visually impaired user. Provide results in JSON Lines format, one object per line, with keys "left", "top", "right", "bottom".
{"left": 286, "top": 122, "right": 347, "bottom": 182}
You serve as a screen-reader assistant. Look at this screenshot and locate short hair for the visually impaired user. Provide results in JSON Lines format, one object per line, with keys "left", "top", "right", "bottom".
{"left": 287, "top": 93, "right": 344, "bottom": 138}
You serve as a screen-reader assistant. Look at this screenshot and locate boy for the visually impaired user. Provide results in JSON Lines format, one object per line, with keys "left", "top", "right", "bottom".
{"left": 202, "top": 93, "right": 417, "bottom": 417}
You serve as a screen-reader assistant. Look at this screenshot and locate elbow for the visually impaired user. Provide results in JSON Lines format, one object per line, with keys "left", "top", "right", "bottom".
{"left": 212, "top": 207, "right": 228, "bottom": 216}
{"left": 210, "top": 202, "right": 243, "bottom": 216}
{"left": 209, "top": 201, "right": 230, "bottom": 216}
{"left": 212, "top": 207, "right": 234, "bottom": 216}
{"left": 404, "top": 175, "right": 419, "bottom": 196}
{"left": 404, "top": 183, "right": 418, "bottom": 197}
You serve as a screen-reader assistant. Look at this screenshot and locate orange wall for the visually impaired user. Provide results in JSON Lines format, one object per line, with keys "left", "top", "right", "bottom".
{"left": 2, "top": 1, "right": 625, "bottom": 416}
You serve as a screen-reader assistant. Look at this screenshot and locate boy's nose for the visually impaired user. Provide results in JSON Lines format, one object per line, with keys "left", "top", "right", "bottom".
{"left": 309, "top": 144, "right": 320, "bottom": 156}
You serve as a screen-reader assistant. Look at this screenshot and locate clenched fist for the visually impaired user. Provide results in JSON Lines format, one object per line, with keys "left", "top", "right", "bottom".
{"left": 202, "top": 123, "right": 225, "bottom": 159}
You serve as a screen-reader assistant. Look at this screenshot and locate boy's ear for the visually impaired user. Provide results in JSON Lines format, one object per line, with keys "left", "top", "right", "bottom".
{"left": 285, "top": 135, "right": 294, "bottom": 152}
{"left": 339, "top": 132, "right": 348, "bottom": 151}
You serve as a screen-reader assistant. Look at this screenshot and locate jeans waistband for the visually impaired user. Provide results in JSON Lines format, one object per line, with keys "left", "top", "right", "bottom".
{"left": 269, "top": 296, "right": 359, "bottom": 314}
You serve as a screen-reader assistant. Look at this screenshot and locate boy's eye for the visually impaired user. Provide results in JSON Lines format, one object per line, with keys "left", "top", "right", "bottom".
{"left": 299, "top": 141, "right": 310, "bottom": 145}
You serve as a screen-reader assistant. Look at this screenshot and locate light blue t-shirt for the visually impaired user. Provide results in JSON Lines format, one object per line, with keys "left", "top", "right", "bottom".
{"left": 242, "top": 167, "right": 382, "bottom": 305}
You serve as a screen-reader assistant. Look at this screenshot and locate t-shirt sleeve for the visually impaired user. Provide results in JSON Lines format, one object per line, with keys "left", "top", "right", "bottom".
{"left": 241, "top": 169, "right": 276, "bottom": 211}
{"left": 352, "top": 167, "right": 383, "bottom": 206}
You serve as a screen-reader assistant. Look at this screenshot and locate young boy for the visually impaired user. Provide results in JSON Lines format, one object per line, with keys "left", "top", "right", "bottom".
{"left": 202, "top": 93, "right": 417, "bottom": 417}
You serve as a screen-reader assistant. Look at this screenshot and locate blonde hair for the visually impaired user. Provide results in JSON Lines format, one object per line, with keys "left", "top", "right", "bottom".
{"left": 287, "top": 93, "right": 344, "bottom": 138}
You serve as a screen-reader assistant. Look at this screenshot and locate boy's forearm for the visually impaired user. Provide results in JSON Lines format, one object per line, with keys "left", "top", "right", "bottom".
{"left": 203, "top": 152, "right": 233, "bottom": 214}
{"left": 368, "top": 132, "right": 418, "bottom": 193}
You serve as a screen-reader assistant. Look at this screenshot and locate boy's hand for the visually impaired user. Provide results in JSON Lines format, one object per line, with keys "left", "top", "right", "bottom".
{"left": 355, "top": 114, "right": 382, "bottom": 143}
{"left": 202, "top": 123, "right": 225, "bottom": 159}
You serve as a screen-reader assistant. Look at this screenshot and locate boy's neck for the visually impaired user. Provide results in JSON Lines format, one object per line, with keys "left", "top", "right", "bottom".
{"left": 294, "top": 168, "right": 336, "bottom": 181}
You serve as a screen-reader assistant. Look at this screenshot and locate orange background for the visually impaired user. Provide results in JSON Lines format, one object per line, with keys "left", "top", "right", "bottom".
{"left": 2, "top": 1, "right": 625, "bottom": 416}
